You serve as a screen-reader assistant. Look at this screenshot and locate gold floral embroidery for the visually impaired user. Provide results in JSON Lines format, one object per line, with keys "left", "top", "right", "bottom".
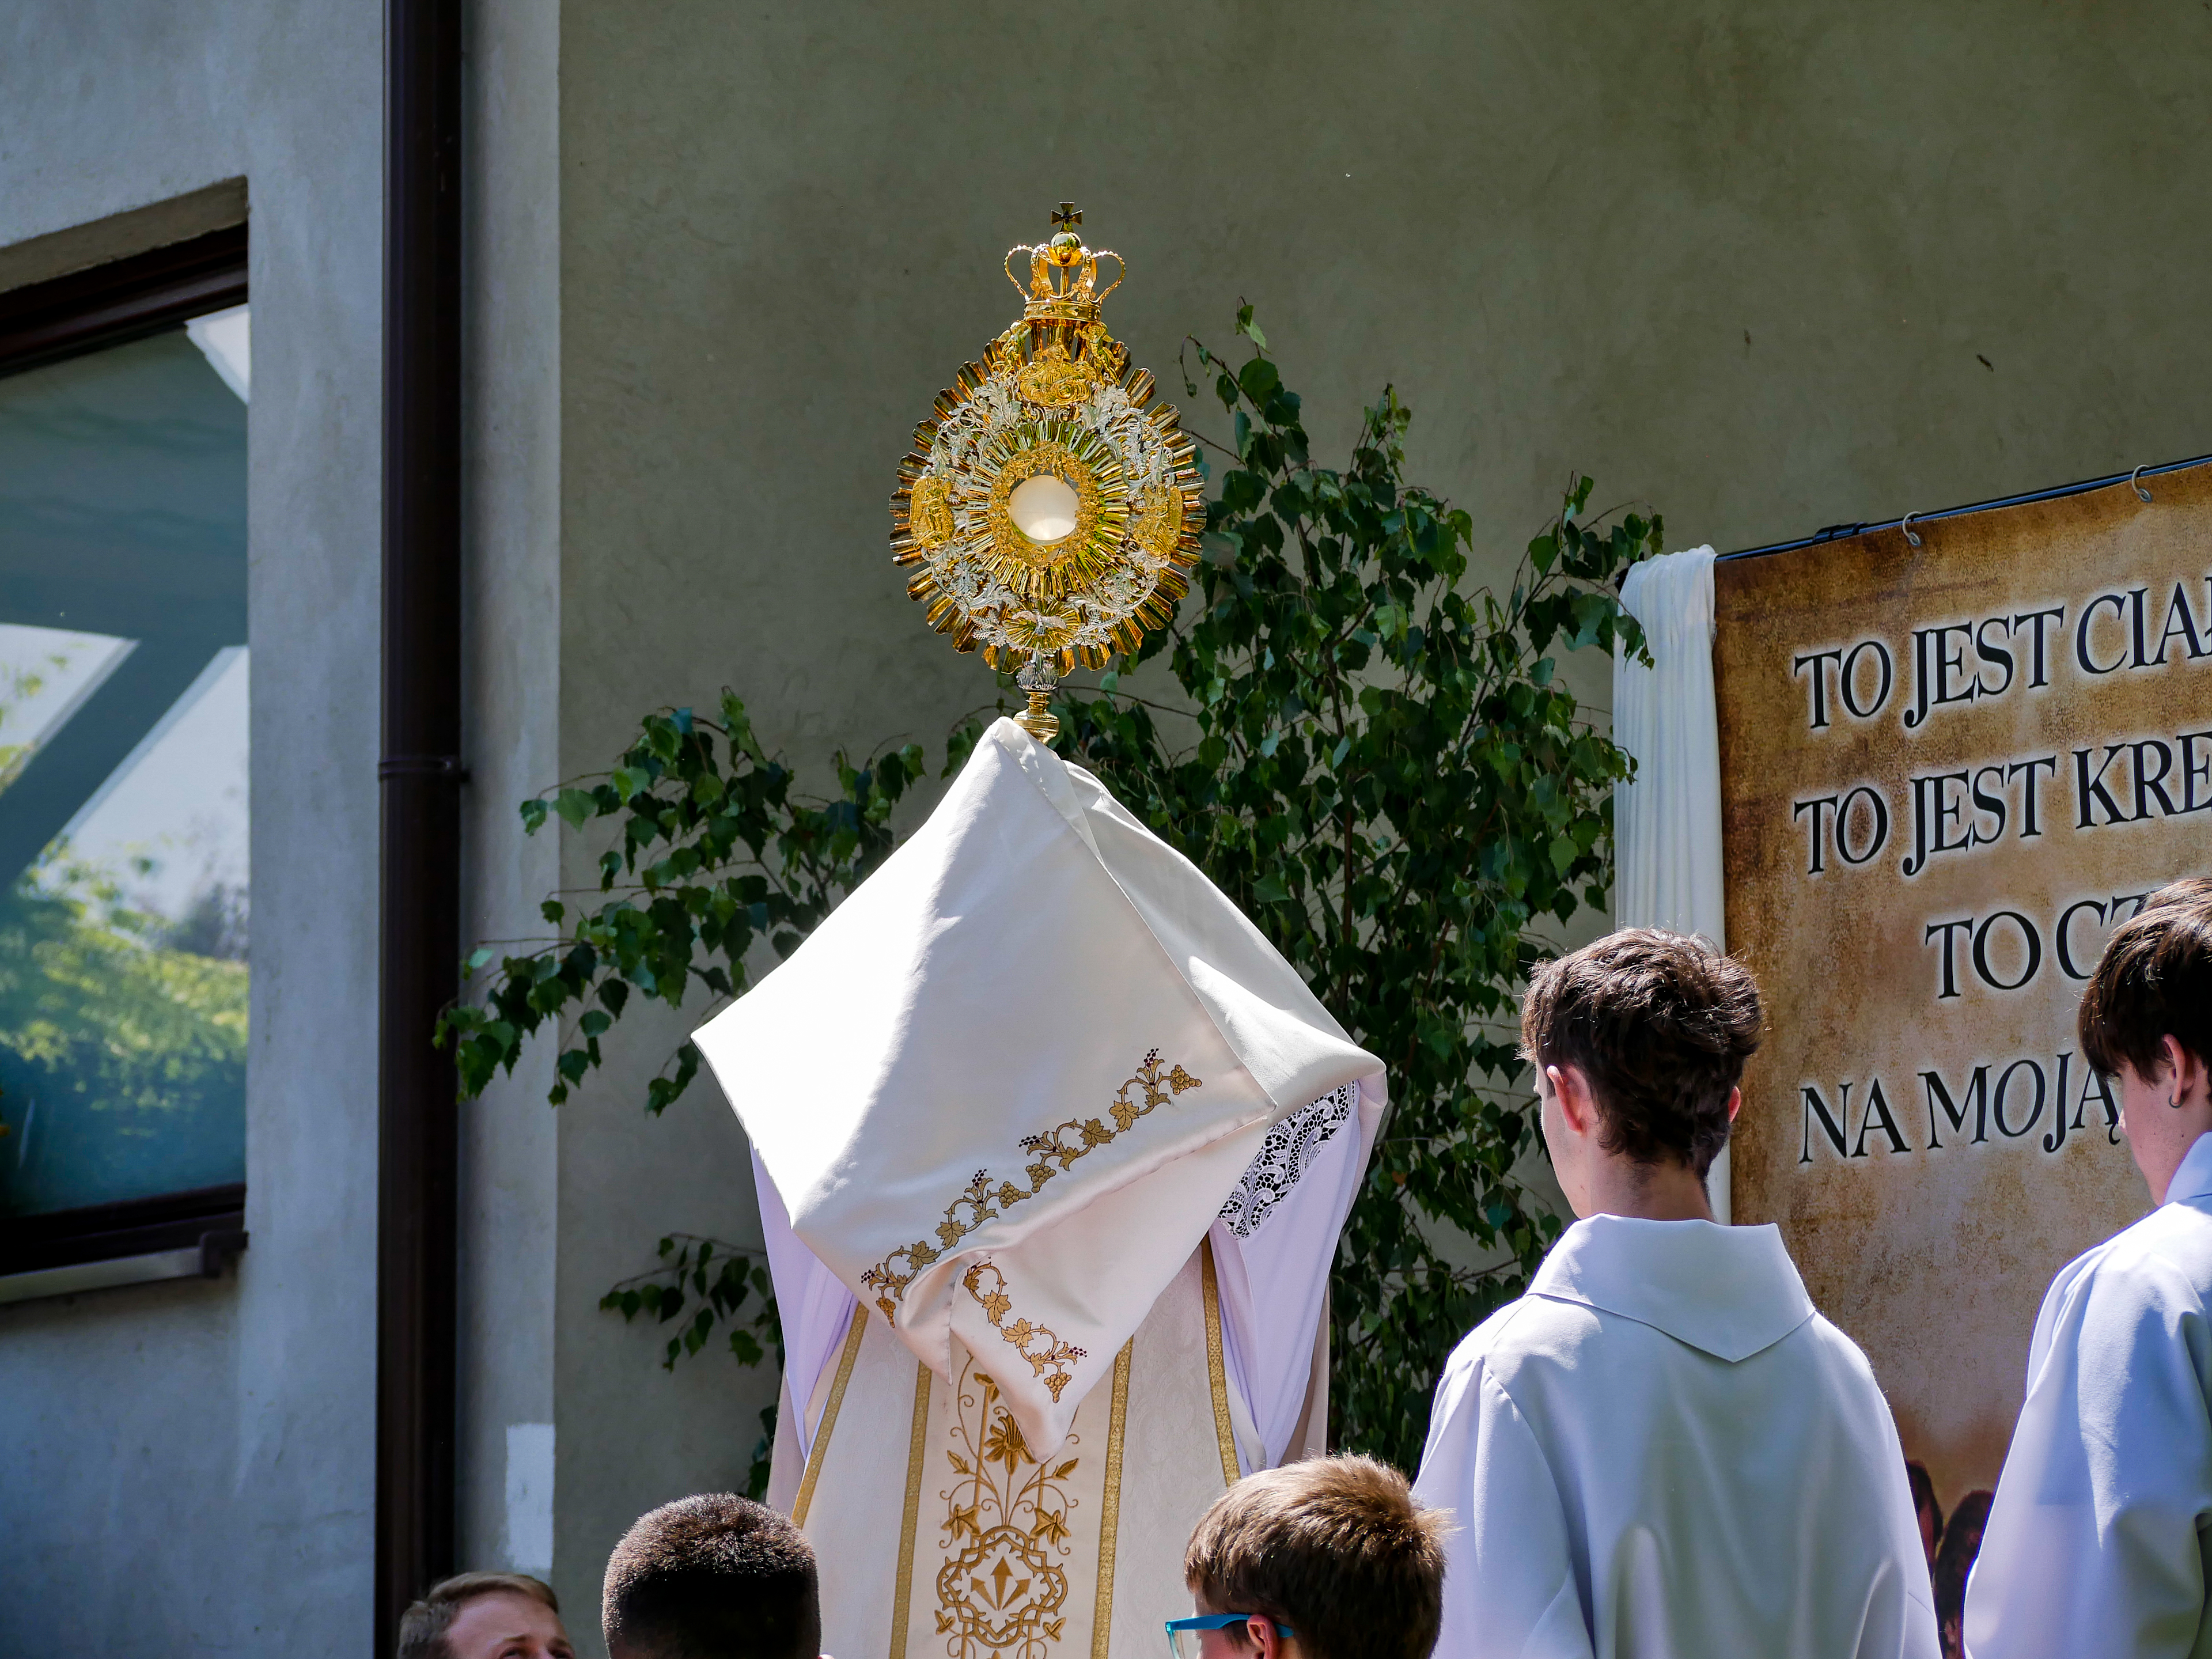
{"left": 862, "top": 1050, "right": 1202, "bottom": 1320}
{"left": 934, "top": 1360, "right": 1080, "bottom": 1657}
{"left": 964, "top": 1262, "right": 1086, "bottom": 1402}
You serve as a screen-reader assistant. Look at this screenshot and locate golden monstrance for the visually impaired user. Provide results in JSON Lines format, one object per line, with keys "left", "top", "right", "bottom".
{"left": 889, "top": 204, "right": 1205, "bottom": 739}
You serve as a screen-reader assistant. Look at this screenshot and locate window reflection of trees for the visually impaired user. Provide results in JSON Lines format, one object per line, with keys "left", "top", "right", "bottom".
{"left": 0, "top": 327, "right": 249, "bottom": 1219}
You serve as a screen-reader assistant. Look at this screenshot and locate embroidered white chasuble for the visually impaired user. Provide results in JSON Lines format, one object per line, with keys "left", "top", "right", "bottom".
{"left": 693, "top": 718, "right": 1384, "bottom": 1658}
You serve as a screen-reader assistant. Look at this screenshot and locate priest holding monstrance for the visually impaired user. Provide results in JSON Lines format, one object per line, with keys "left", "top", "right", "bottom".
{"left": 691, "top": 210, "right": 1385, "bottom": 1658}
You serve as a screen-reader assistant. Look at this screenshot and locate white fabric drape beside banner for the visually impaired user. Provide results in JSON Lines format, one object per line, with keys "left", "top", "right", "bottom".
{"left": 1613, "top": 546, "right": 1732, "bottom": 1219}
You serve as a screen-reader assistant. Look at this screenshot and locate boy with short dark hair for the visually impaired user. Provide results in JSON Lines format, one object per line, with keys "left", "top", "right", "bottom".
{"left": 1175, "top": 1453, "right": 1449, "bottom": 1659}
{"left": 1414, "top": 928, "right": 1939, "bottom": 1657}
{"left": 602, "top": 1494, "right": 820, "bottom": 1659}
{"left": 1965, "top": 880, "right": 2212, "bottom": 1657}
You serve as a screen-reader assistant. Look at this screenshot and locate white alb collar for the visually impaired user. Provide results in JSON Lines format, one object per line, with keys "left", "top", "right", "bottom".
{"left": 2166, "top": 1132, "right": 2212, "bottom": 1207}
{"left": 1529, "top": 1213, "right": 1816, "bottom": 1362}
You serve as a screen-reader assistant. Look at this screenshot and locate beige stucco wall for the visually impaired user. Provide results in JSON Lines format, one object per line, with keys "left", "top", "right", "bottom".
{"left": 541, "top": 0, "right": 2211, "bottom": 1634}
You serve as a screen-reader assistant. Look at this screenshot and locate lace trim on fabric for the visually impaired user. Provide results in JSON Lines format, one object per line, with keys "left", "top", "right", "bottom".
{"left": 1216, "top": 1082, "right": 1357, "bottom": 1238}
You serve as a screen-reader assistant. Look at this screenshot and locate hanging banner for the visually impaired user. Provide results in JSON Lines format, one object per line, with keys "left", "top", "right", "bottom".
{"left": 1714, "top": 461, "right": 2212, "bottom": 1624}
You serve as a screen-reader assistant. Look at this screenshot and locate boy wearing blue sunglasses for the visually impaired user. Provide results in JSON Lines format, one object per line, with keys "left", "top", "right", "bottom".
{"left": 1169, "top": 1454, "right": 1448, "bottom": 1659}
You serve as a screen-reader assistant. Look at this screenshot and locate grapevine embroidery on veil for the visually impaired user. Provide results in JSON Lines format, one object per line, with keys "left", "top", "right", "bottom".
{"left": 933, "top": 1356, "right": 1079, "bottom": 1658}
{"left": 964, "top": 1262, "right": 1086, "bottom": 1402}
{"left": 861, "top": 1050, "right": 1202, "bottom": 1320}
{"left": 1215, "top": 1083, "right": 1357, "bottom": 1239}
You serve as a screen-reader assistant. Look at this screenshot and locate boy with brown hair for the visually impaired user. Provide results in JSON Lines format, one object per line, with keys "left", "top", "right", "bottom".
{"left": 1965, "top": 879, "right": 2212, "bottom": 1658}
{"left": 1413, "top": 928, "right": 1938, "bottom": 1657}
{"left": 396, "top": 1573, "right": 574, "bottom": 1659}
{"left": 1174, "top": 1453, "right": 1449, "bottom": 1659}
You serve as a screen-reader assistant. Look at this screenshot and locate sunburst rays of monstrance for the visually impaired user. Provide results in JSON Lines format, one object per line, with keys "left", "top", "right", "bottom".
{"left": 889, "top": 205, "right": 1204, "bottom": 742}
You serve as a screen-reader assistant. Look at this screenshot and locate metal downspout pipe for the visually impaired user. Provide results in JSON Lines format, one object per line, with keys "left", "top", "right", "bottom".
{"left": 377, "top": 0, "right": 465, "bottom": 1647}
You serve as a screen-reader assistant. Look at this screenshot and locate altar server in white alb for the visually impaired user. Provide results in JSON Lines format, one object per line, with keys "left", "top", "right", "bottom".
{"left": 1965, "top": 880, "right": 2212, "bottom": 1659}
{"left": 1414, "top": 930, "right": 1940, "bottom": 1658}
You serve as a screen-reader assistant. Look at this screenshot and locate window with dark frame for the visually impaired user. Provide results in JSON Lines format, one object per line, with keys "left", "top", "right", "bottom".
{"left": 0, "top": 225, "right": 251, "bottom": 1297}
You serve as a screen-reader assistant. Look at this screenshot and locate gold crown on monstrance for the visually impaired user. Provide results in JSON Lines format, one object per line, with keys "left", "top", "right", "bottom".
{"left": 889, "top": 204, "right": 1204, "bottom": 741}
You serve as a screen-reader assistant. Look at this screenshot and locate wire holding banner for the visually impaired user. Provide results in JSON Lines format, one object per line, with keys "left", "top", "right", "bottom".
{"left": 1722, "top": 452, "right": 2205, "bottom": 565}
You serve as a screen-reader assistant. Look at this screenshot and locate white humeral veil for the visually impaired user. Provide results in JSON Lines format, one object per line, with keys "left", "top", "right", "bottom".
{"left": 1614, "top": 547, "right": 1730, "bottom": 1217}
{"left": 694, "top": 718, "right": 1385, "bottom": 1658}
